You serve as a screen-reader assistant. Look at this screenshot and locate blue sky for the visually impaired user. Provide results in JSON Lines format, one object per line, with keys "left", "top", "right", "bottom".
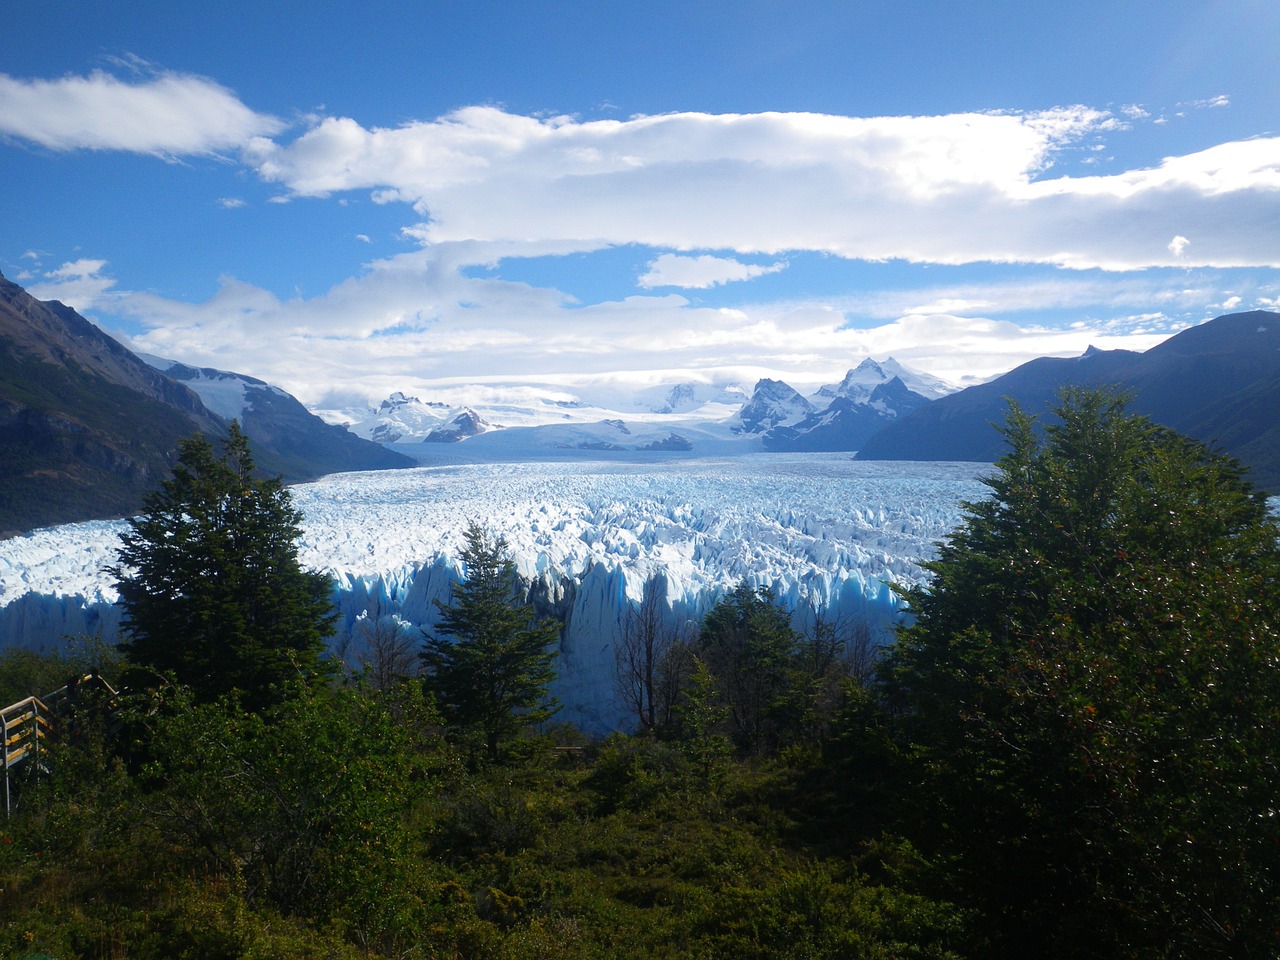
{"left": 3, "top": 0, "right": 1278, "bottom": 413}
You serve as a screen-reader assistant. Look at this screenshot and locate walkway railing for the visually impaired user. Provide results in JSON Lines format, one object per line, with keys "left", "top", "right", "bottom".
{"left": 2, "top": 674, "right": 119, "bottom": 817}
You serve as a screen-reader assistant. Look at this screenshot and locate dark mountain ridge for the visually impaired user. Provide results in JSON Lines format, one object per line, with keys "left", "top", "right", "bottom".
{"left": 856, "top": 310, "right": 1280, "bottom": 492}
{"left": 0, "top": 273, "right": 411, "bottom": 536}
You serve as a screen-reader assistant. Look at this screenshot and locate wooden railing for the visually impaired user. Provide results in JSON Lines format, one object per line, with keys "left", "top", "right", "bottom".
{"left": 2, "top": 674, "right": 119, "bottom": 817}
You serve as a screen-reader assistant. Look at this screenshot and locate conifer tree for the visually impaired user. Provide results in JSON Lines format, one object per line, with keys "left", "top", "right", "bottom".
{"left": 882, "top": 387, "right": 1280, "bottom": 958}
{"left": 696, "top": 582, "right": 798, "bottom": 754}
{"left": 112, "top": 424, "right": 334, "bottom": 704}
{"left": 422, "top": 523, "right": 559, "bottom": 759}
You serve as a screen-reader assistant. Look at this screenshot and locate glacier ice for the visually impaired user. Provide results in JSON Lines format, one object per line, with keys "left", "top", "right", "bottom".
{"left": 0, "top": 454, "right": 985, "bottom": 732}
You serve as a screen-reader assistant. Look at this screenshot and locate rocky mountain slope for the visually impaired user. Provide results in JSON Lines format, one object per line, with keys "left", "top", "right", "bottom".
{"left": 0, "top": 273, "right": 411, "bottom": 535}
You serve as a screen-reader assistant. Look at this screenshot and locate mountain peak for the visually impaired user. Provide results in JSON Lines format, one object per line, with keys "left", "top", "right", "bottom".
{"left": 737, "top": 378, "right": 813, "bottom": 433}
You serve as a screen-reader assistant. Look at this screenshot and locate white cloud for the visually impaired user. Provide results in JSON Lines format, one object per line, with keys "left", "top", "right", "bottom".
{"left": 638, "top": 254, "right": 787, "bottom": 289}
{"left": 0, "top": 69, "right": 283, "bottom": 154}
{"left": 45, "top": 258, "right": 107, "bottom": 279}
{"left": 217, "top": 197, "right": 247, "bottom": 209}
{"left": 1169, "top": 235, "right": 1190, "bottom": 257}
{"left": 1184, "top": 95, "right": 1230, "bottom": 110}
{"left": 88, "top": 241, "right": 1189, "bottom": 409}
{"left": 27, "top": 259, "right": 116, "bottom": 310}
{"left": 237, "top": 105, "right": 1280, "bottom": 271}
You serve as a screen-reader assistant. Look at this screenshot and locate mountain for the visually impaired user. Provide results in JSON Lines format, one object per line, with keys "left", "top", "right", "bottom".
{"left": 814, "top": 356, "right": 954, "bottom": 403}
{"left": 856, "top": 310, "right": 1280, "bottom": 492}
{"left": 0, "top": 273, "right": 227, "bottom": 534}
{"left": 764, "top": 376, "right": 933, "bottom": 452}
{"left": 145, "top": 358, "right": 413, "bottom": 478}
{"left": 0, "top": 272, "right": 411, "bottom": 535}
{"left": 735, "top": 378, "right": 814, "bottom": 433}
{"left": 420, "top": 407, "right": 495, "bottom": 443}
{"left": 348, "top": 392, "right": 452, "bottom": 443}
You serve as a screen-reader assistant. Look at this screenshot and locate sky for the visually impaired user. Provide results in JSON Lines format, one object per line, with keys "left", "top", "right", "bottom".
{"left": 3, "top": 0, "right": 1279, "bottom": 415}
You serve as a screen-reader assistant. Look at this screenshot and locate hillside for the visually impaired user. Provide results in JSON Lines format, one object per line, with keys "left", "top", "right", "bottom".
{"left": 0, "top": 273, "right": 412, "bottom": 535}
{"left": 856, "top": 310, "right": 1280, "bottom": 492}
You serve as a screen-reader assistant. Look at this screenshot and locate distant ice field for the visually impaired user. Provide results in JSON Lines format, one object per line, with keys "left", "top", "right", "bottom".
{"left": 1, "top": 455, "right": 986, "bottom": 607}
{"left": 0, "top": 455, "right": 987, "bottom": 729}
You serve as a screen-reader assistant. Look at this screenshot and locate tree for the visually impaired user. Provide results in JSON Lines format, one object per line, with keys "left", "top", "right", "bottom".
{"left": 614, "top": 575, "right": 693, "bottom": 734}
{"left": 882, "top": 387, "right": 1280, "bottom": 957}
{"left": 421, "top": 523, "right": 559, "bottom": 759}
{"left": 696, "top": 582, "right": 799, "bottom": 755}
{"left": 112, "top": 424, "right": 334, "bottom": 705}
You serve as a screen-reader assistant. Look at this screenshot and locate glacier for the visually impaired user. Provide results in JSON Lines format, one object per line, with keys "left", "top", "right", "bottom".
{"left": 0, "top": 454, "right": 985, "bottom": 732}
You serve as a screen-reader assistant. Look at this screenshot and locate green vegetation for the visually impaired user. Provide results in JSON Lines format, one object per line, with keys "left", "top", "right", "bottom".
{"left": 882, "top": 387, "right": 1280, "bottom": 957}
{"left": 3, "top": 390, "right": 1277, "bottom": 958}
{"left": 422, "top": 522, "right": 560, "bottom": 760}
{"left": 111, "top": 423, "right": 335, "bottom": 704}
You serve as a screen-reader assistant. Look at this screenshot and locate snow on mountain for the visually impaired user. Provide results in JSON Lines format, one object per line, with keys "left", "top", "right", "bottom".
{"left": 141, "top": 355, "right": 289, "bottom": 420}
{"left": 736, "top": 379, "right": 814, "bottom": 433}
{"left": 421, "top": 408, "right": 496, "bottom": 443}
{"left": 348, "top": 392, "right": 453, "bottom": 443}
{"left": 636, "top": 380, "right": 752, "bottom": 415}
{"left": 334, "top": 360, "right": 957, "bottom": 466}
{"left": 0, "top": 455, "right": 984, "bottom": 732}
{"left": 814, "top": 357, "right": 954, "bottom": 405}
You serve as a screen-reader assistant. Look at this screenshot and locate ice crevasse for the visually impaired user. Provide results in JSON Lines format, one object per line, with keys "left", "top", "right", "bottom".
{"left": 0, "top": 455, "right": 985, "bottom": 733}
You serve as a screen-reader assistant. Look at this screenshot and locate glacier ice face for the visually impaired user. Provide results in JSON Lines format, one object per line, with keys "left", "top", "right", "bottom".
{"left": 0, "top": 454, "right": 985, "bottom": 732}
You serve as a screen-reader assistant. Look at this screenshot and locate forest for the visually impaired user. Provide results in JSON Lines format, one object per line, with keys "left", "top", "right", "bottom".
{"left": 2, "top": 389, "right": 1278, "bottom": 960}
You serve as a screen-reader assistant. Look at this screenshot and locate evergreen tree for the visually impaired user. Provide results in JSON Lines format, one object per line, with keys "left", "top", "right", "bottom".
{"left": 112, "top": 424, "right": 334, "bottom": 704}
{"left": 422, "top": 523, "right": 559, "bottom": 759}
{"left": 882, "top": 387, "right": 1280, "bottom": 958}
{"left": 696, "top": 582, "right": 799, "bottom": 754}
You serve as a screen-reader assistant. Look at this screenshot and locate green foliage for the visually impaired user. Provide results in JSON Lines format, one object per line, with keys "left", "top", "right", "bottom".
{"left": 0, "top": 639, "right": 123, "bottom": 706}
{"left": 695, "top": 582, "right": 800, "bottom": 755}
{"left": 136, "top": 681, "right": 428, "bottom": 949}
{"left": 422, "top": 522, "right": 560, "bottom": 760}
{"left": 112, "top": 423, "right": 335, "bottom": 705}
{"left": 883, "top": 387, "right": 1280, "bottom": 957}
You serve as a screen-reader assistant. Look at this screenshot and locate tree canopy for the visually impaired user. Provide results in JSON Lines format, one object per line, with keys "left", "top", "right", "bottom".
{"left": 421, "top": 522, "right": 560, "bottom": 759}
{"left": 882, "top": 387, "right": 1280, "bottom": 958}
{"left": 112, "top": 424, "right": 334, "bottom": 704}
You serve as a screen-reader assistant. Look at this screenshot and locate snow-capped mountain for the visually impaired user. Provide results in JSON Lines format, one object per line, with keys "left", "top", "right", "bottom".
{"left": 855, "top": 310, "right": 1280, "bottom": 492}
{"left": 764, "top": 376, "right": 934, "bottom": 452}
{"left": 421, "top": 407, "right": 495, "bottom": 443}
{"left": 142, "top": 356, "right": 290, "bottom": 419}
{"left": 639, "top": 380, "right": 751, "bottom": 415}
{"left": 349, "top": 392, "right": 452, "bottom": 443}
{"left": 735, "top": 379, "right": 815, "bottom": 433}
{"left": 0, "top": 455, "right": 985, "bottom": 732}
{"left": 141, "top": 356, "right": 414, "bottom": 480}
{"left": 815, "top": 356, "right": 954, "bottom": 403}
{"left": 343, "top": 357, "right": 955, "bottom": 460}
{"left": 0, "top": 270, "right": 411, "bottom": 535}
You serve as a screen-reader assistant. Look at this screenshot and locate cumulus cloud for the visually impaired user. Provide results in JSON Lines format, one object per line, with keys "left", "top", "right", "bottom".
{"left": 238, "top": 105, "right": 1280, "bottom": 271}
{"left": 0, "top": 69, "right": 283, "bottom": 154}
{"left": 638, "top": 254, "right": 787, "bottom": 289}
{"left": 26, "top": 259, "right": 117, "bottom": 310}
